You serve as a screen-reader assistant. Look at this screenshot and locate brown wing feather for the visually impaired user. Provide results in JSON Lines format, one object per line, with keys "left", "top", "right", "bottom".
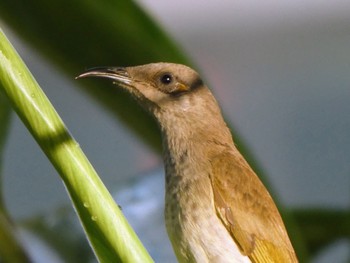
{"left": 210, "top": 151, "right": 298, "bottom": 262}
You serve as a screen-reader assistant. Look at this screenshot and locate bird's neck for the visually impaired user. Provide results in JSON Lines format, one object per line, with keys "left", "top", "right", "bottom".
{"left": 156, "top": 103, "right": 234, "bottom": 181}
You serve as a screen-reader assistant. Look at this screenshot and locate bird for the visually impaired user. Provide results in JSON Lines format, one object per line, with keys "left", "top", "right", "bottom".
{"left": 77, "top": 63, "right": 298, "bottom": 263}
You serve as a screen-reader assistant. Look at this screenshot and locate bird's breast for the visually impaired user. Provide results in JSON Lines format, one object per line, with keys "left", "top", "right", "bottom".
{"left": 163, "top": 156, "right": 251, "bottom": 263}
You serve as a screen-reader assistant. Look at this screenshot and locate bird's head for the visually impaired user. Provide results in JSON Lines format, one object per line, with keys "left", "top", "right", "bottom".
{"left": 77, "top": 62, "right": 230, "bottom": 143}
{"left": 77, "top": 63, "right": 218, "bottom": 118}
{"left": 77, "top": 62, "right": 232, "bottom": 151}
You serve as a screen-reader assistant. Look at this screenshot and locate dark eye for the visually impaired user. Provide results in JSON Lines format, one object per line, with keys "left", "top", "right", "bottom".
{"left": 160, "top": 73, "right": 173, "bottom": 84}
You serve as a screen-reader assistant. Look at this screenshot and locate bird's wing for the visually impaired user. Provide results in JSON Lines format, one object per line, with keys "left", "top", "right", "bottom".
{"left": 209, "top": 152, "right": 298, "bottom": 263}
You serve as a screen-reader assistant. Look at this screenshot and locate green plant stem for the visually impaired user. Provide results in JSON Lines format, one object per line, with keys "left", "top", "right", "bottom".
{"left": 0, "top": 28, "right": 153, "bottom": 263}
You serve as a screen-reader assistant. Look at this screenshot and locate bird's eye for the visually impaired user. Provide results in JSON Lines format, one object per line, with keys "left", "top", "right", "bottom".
{"left": 160, "top": 73, "right": 173, "bottom": 85}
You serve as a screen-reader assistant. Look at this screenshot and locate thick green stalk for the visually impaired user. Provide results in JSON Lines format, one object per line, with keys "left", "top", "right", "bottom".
{"left": 0, "top": 28, "right": 153, "bottom": 263}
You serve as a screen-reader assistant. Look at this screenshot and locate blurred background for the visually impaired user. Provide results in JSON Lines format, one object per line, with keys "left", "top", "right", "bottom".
{"left": 0, "top": 0, "right": 349, "bottom": 262}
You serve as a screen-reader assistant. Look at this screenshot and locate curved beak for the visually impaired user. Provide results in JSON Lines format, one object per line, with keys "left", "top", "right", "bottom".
{"left": 76, "top": 67, "right": 132, "bottom": 86}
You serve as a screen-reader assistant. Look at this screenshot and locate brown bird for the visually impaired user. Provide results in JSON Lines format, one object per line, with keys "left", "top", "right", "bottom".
{"left": 77, "top": 63, "right": 298, "bottom": 263}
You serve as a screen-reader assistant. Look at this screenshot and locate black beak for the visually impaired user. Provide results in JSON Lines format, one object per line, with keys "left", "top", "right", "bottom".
{"left": 76, "top": 67, "right": 131, "bottom": 85}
